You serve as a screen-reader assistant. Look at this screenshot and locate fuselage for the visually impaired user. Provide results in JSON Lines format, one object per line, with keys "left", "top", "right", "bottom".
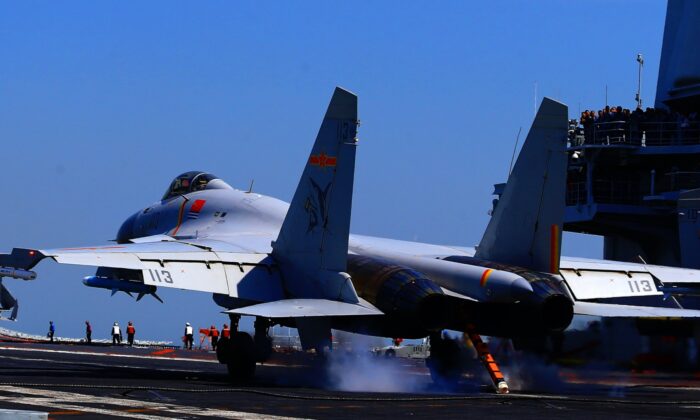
{"left": 115, "top": 178, "right": 575, "bottom": 338}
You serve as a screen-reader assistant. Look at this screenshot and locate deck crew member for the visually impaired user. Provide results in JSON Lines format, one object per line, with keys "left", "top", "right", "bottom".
{"left": 48, "top": 321, "right": 55, "bottom": 343}
{"left": 85, "top": 321, "right": 92, "bottom": 344}
{"left": 112, "top": 322, "right": 122, "bottom": 345}
{"left": 210, "top": 325, "right": 220, "bottom": 350}
{"left": 126, "top": 321, "right": 136, "bottom": 346}
{"left": 185, "top": 322, "right": 194, "bottom": 350}
{"left": 221, "top": 323, "right": 230, "bottom": 341}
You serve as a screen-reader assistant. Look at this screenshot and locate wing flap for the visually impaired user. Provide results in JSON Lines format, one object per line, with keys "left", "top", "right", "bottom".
{"left": 561, "top": 269, "right": 662, "bottom": 300}
{"left": 225, "top": 299, "right": 383, "bottom": 318}
{"left": 574, "top": 301, "right": 700, "bottom": 318}
{"left": 49, "top": 252, "right": 145, "bottom": 270}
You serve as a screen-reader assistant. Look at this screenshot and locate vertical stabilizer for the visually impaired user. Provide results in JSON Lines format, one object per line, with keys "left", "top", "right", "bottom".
{"left": 272, "top": 87, "right": 359, "bottom": 301}
{"left": 655, "top": 0, "right": 700, "bottom": 111}
{"left": 475, "top": 97, "right": 568, "bottom": 273}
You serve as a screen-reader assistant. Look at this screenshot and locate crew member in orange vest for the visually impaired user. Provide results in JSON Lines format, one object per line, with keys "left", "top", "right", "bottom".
{"left": 126, "top": 321, "right": 136, "bottom": 346}
{"left": 221, "top": 323, "right": 230, "bottom": 341}
{"left": 210, "top": 325, "right": 220, "bottom": 350}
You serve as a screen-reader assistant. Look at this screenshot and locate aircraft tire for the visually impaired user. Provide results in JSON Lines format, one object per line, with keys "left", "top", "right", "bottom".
{"left": 226, "top": 332, "right": 256, "bottom": 381}
{"left": 384, "top": 349, "right": 396, "bottom": 358}
{"left": 254, "top": 333, "right": 273, "bottom": 363}
{"left": 426, "top": 333, "right": 462, "bottom": 387}
{"left": 216, "top": 338, "right": 231, "bottom": 364}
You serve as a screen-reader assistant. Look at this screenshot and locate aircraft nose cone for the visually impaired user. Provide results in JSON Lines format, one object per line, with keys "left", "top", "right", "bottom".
{"left": 510, "top": 277, "right": 533, "bottom": 300}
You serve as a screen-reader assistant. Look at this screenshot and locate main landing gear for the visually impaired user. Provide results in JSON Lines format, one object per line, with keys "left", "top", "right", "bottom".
{"left": 216, "top": 314, "right": 273, "bottom": 382}
{"left": 426, "top": 332, "right": 463, "bottom": 388}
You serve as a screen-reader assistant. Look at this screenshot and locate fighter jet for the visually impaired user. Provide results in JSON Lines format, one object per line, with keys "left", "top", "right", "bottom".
{"left": 2, "top": 87, "right": 700, "bottom": 392}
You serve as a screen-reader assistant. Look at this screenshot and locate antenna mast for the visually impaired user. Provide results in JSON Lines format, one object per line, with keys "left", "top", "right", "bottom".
{"left": 636, "top": 53, "right": 644, "bottom": 109}
{"left": 534, "top": 81, "right": 538, "bottom": 117}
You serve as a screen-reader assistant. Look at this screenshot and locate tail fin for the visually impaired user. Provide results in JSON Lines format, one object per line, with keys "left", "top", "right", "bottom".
{"left": 475, "top": 97, "right": 568, "bottom": 273}
{"left": 272, "top": 87, "right": 359, "bottom": 301}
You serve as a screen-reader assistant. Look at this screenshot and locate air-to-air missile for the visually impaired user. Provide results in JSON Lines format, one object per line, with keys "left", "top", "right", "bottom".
{"left": 0, "top": 267, "right": 36, "bottom": 280}
{"left": 82, "top": 276, "right": 163, "bottom": 302}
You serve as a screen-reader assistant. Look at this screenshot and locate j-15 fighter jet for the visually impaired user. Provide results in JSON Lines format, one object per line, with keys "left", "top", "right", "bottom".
{"left": 3, "top": 87, "right": 700, "bottom": 392}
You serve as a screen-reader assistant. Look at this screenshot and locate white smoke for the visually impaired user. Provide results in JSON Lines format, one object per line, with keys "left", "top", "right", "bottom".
{"left": 499, "top": 353, "right": 563, "bottom": 392}
{"left": 324, "top": 332, "right": 427, "bottom": 393}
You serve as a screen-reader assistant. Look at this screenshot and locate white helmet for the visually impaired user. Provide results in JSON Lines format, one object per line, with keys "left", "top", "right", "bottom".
{"left": 186, "top": 322, "right": 191, "bottom": 326}
{"left": 114, "top": 322, "right": 118, "bottom": 326}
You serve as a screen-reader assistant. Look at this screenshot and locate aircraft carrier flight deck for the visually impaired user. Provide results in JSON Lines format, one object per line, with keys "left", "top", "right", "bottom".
{"left": 0, "top": 340, "right": 699, "bottom": 419}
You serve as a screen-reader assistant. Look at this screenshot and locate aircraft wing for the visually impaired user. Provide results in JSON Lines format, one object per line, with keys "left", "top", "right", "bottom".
{"left": 0, "top": 238, "right": 286, "bottom": 301}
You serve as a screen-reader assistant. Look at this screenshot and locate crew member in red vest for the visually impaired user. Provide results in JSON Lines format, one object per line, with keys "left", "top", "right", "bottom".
{"left": 210, "top": 325, "right": 220, "bottom": 350}
{"left": 221, "top": 323, "right": 230, "bottom": 341}
{"left": 126, "top": 321, "right": 136, "bottom": 346}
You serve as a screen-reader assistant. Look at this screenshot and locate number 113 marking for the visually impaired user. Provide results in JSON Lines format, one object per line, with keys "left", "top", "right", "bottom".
{"left": 628, "top": 279, "right": 653, "bottom": 293}
{"left": 148, "top": 269, "right": 173, "bottom": 284}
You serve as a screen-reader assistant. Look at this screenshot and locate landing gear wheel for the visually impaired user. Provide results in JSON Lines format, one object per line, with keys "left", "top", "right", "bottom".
{"left": 254, "top": 334, "right": 273, "bottom": 362}
{"left": 426, "top": 333, "right": 463, "bottom": 388}
{"left": 384, "top": 349, "right": 396, "bottom": 358}
{"left": 253, "top": 317, "right": 273, "bottom": 363}
{"left": 216, "top": 337, "right": 231, "bottom": 364}
{"left": 226, "top": 332, "right": 256, "bottom": 381}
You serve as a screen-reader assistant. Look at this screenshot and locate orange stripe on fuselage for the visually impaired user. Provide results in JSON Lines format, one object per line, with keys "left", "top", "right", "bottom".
{"left": 480, "top": 269, "right": 493, "bottom": 287}
{"left": 170, "top": 199, "right": 188, "bottom": 236}
{"left": 550, "top": 224, "right": 559, "bottom": 273}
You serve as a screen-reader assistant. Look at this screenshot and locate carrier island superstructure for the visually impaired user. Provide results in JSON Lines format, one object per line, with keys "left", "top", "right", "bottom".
{"left": 494, "top": 0, "right": 700, "bottom": 272}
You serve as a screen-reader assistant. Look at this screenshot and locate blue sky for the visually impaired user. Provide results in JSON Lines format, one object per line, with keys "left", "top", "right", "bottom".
{"left": 0, "top": 1, "right": 667, "bottom": 341}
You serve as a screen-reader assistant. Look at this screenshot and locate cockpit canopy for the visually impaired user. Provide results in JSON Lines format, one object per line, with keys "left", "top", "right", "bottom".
{"left": 162, "top": 171, "right": 220, "bottom": 200}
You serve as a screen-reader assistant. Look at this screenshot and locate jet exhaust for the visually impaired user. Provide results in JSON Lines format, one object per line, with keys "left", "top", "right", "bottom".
{"left": 347, "top": 255, "right": 450, "bottom": 333}
{"left": 442, "top": 255, "right": 574, "bottom": 336}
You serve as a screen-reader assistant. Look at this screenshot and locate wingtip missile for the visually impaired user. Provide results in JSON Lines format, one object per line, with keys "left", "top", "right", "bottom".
{"left": 0, "top": 267, "right": 37, "bottom": 281}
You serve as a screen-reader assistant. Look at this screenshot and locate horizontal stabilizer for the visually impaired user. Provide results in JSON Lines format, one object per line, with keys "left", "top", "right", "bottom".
{"left": 574, "top": 301, "right": 700, "bottom": 318}
{"left": 225, "top": 299, "right": 382, "bottom": 318}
